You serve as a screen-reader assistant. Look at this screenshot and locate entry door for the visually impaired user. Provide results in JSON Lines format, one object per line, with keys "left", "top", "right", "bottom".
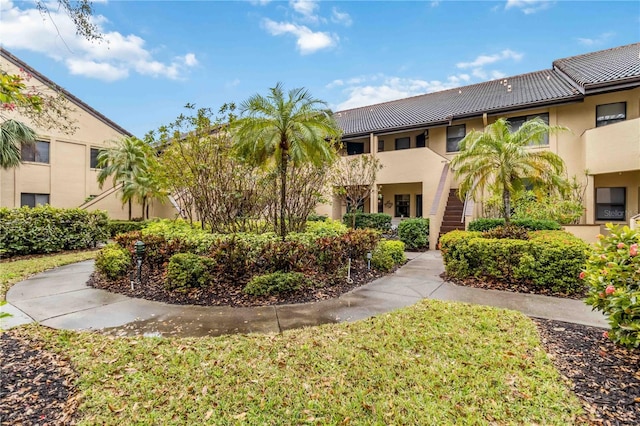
{"left": 416, "top": 194, "right": 423, "bottom": 217}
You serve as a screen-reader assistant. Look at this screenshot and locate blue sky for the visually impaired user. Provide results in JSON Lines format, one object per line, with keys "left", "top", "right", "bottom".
{"left": 1, "top": 0, "right": 639, "bottom": 137}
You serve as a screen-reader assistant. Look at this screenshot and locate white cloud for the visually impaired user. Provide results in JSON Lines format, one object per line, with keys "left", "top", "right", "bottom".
{"left": 331, "top": 7, "right": 352, "bottom": 26}
{"left": 505, "top": 0, "right": 554, "bottom": 14}
{"left": 431, "top": 1, "right": 440, "bottom": 7}
{"left": 262, "top": 19, "right": 336, "bottom": 54}
{"left": 333, "top": 74, "right": 468, "bottom": 111}
{"left": 326, "top": 79, "right": 344, "bottom": 89}
{"left": 290, "top": 0, "right": 320, "bottom": 22}
{"left": 577, "top": 31, "right": 615, "bottom": 46}
{"left": 456, "top": 49, "right": 523, "bottom": 68}
{"left": 0, "top": 0, "right": 198, "bottom": 81}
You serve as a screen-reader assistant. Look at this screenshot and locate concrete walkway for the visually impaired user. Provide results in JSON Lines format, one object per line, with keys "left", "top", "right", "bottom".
{"left": 2, "top": 251, "right": 608, "bottom": 337}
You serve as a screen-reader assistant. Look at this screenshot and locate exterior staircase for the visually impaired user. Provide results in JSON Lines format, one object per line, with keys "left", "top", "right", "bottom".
{"left": 439, "top": 189, "right": 466, "bottom": 238}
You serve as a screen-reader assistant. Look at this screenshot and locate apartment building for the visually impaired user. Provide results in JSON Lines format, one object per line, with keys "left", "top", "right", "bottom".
{"left": 0, "top": 48, "right": 175, "bottom": 220}
{"left": 319, "top": 43, "right": 640, "bottom": 246}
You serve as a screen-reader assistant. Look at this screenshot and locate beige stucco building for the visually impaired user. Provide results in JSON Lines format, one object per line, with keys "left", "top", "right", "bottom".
{"left": 320, "top": 43, "right": 640, "bottom": 246}
{"left": 0, "top": 48, "right": 176, "bottom": 220}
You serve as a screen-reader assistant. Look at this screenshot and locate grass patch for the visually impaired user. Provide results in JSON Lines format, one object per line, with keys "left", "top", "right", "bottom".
{"left": 21, "top": 300, "right": 583, "bottom": 424}
{"left": 1, "top": 250, "right": 98, "bottom": 300}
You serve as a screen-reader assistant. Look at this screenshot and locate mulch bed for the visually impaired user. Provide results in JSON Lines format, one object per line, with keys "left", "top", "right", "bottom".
{"left": 535, "top": 319, "right": 640, "bottom": 425}
{"left": 443, "top": 273, "right": 587, "bottom": 299}
{"left": 0, "top": 331, "right": 79, "bottom": 426}
{"left": 87, "top": 260, "right": 386, "bottom": 307}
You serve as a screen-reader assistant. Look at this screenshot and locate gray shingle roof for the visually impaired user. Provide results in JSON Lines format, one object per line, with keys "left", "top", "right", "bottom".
{"left": 553, "top": 43, "right": 640, "bottom": 90}
{"left": 336, "top": 43, "right": 640, "bottom": 137}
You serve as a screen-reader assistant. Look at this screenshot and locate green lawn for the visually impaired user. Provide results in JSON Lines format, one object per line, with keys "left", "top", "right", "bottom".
{"left": 22, "top": 300, "right": 583, "bottom": 425}
{"left": 0, "top": 250, "right": 98, "bottom": 300}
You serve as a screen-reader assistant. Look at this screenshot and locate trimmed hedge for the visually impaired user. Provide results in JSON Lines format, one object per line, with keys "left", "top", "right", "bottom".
{"left": 398, "top": 218, "right": 429, "bottom": 250}
{"left": 166, "top": 253, "right": 214, "bottom": 290}
{"left": 0, "top": 206, "right": 109, "bottom": 257}
{"left": 343, "top": 213, "right": 391, "bottom": 231}
{"left": 108, "top": 220, "right": 148, "bottom": 237}
{"left": 243, "top": 272, "right": 313, "bottom": 296}
{"left": 468, "top": 218, "right": 561, "bottom": 232}
{"left": 95, "top": 244, "right": 131, "bottom": 279}
{"left": 440, "top": 230, "right": 588, "bottom": 294}
{"left": 371, "top": 240, "right": 406, "bottom": 272}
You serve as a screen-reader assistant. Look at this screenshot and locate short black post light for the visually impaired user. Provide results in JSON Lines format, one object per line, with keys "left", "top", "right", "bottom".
{"left": 366, "top": 251, "right": 372, "bottom": 270}
{"left": 134, "top": 240, "right": 146, "bottom": 286}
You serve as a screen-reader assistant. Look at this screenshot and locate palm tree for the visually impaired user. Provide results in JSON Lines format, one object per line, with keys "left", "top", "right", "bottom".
{"left": 0, "top": 119, "right": 36, "bottom": 169}
{"left": 97, "top": 136, "right": 153, "bottom": 220}
{"left": 231, "top": 83, "right": 341, "bottom": 238}
{"left": 121, "top": 164, "right": 165, "bottom": 220}
{"left": 450, "top": 117, "right": 568, "bottom": 223}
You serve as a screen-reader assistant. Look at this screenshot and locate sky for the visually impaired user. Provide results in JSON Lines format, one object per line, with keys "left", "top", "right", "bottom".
{"left": 1, "top": 0, "right": 639, "bottom": 138}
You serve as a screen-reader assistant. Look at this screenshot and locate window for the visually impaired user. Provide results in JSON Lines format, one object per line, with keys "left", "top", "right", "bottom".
{"left": 21, "top": 141, "right": 50, "bottom": 163}
{"left": 378, "top": 195, "right": 383, "bottom": 213}
{"left": 21, "top": 193, "right": 50, "bottom": 208}
{"left": 507, "top": 113, "right": 549, "bottom": 145}
{"left": 596, "top": 102, "right": 626, "bottom": 127}
{"left": 416, "top": 194, "right": 423, "bottom": 217}
{"left": 395, "top": 194, "right": 410, "bottom": 217}
{"left": 446, "top": 125, "right": 465, "bottom": 152}
{"left": 346, "top": 142, "right": 364, "bottom": 155}
{"left": 90, "top": 148, "right": 102, "bottom": 168}
{"left": 596, "top": 187, "right": 626, "bottom": 221}
{"left": 416, "top": 131, "right": 427, "bottom": 148}
{"left": 378, "top": 139, "right": 385, "bottom": 152}
{"left": 395, "top": 137, "right": 410, "bottom": 150}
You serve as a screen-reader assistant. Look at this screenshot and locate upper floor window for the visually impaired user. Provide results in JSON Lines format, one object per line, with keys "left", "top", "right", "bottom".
{"left": 446, "top": 124, "right": 465, "bottom": 152}
{"left": 90, "top": 148, "right": 102, "bottom": 169}
{"left": 346, "top": 142, "right": 365, "bottom": 155}
{"left": 416, "top": 131, "right": 427, "bottom": 148}
{"left": 21, "top": 141, "right": 50, "bottom": 163}
{"left": 395, "top": 137, "right": 410, "bottom": 150}
{"left": 507, "top": 113, "right": 549, "bottom": 145}
{"left": 378, "top": 139, "right": 385, "bottom": 152}
{"left": 21, "top": 193, "right": 50, "bottom": 208}
{"left": 596, "top": 102, "right": 626, "bottom": 127}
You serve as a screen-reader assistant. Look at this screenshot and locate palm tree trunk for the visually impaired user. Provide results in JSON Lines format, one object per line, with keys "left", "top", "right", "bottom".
{"left": 503, "top": 188, "right": 511, "bottom": 224}
{"left": 128, "top": 200, "right": 132, "bottom": 220}
{"left": 280, "top": 153, "right": 288, "bottom": 240}
{"left": 142, "top": 196, "right": 147, "bottom": 220}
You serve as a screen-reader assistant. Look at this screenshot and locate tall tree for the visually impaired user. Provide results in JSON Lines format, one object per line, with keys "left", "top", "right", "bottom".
{"left": 330, "top": 155, "right": 382, "bottom": 228}
{"left": 450, "top": 117, "right": 568, "bottom": 223}
{"left": 97, "top": 136, "right": 153, "bottom": 220}
{"left": 231, "top": 83, "right": 341, "bottom": 238}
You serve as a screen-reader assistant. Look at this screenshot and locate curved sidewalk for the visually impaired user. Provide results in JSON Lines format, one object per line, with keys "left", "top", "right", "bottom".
{"left": 3, "top": 252, "right": 608, "bottom": 337}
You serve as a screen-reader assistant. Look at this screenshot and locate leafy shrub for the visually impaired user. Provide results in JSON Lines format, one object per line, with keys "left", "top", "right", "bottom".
{"left": 482, "top": 225, "right": 529, "bottom": 240}
{"left": 243, "top": 272, "right": 313, "bottom": 296}
{"left": 307, "top": 213, "right": 328, "bottom": 222}
{"left": 0, "top": 206, "right": 109, "bottom": 257}
{"left": 305, "top": 218, "right": 348, "bottom": 238}
{"left": 166, "top": 253, "right": 214, "bottom": 290}
{"left": 342, "top": 213, "right": 391, "bottom": 231}
{"left": 440, "top": 230, "right": 588, "bottom": 294}
{"left": 142, "top": 219, "right": 217, "bottom": 254}
{"left": 584, "top": 224, "right": 640, "bottom": 348}
{"left": 108, "top": 220, "right": 148, "bottom": 237}
{"left": 398, "top": 218, "right": 429, "bottom": 250}
{"left": 512, "top": 192, "right": 584, "bottom": 225}
{"left": 257, "top": 240, "right": 316, "bottom": 274}
{"left": 371, "top": 240, "right": 406, "bottom": 272}
{"left": 95, "top": 244, "right": 131, "bottom": 279}
{"left": 468, "top": 218, "right": 561, "bottom": 232}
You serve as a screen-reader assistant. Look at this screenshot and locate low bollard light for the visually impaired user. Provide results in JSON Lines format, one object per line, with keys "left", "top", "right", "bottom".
{"left": 134, "top": 240, "right": 146, "bottom": 285}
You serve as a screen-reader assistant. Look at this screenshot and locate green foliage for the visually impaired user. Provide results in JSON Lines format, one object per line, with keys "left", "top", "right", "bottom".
{"left": 482, "top": 224, "right": 529, "bottom": 240}
{"left": 512, "top": 191, "right": 584, "bottom": 225}
{"left": 108, "top": 220, "right": 148, "bottom": 237}
{"left": 584, "top": 224, "right": 640, "bottom": 348}
{"left": 0, "top": 206, "right": 109, "bottom": 257}
{"left": 440, "top": 230, "right": 588, "bottom": 294}
{"left": 342, "top": 213, "right": 391, "bottom": 231}
{"left": 307, "top": 213, "right": 328, "bottom": 222}
{"left": 305, "top": 218, "right": 348, "bottom": 237}
{"left": 243, "top": 271, "right": 312, "bottom": 296}
{"left": 469, "top": 218, "right": 561, "bottom": 232}
{"left": 166, "top": 253, "right": 214, "bottom": 291}
{"left": 95, "top": 244, "right": 131, "bottom": 280}
{"left": 398, "top": 218, "right": 429, "bottom": 250}
{"left": 371, "top": 240, "right": 406, "bottom": 272}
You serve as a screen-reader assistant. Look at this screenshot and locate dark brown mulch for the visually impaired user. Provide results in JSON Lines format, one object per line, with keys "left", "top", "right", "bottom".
{"left": 442, "top": 273, "right": 587, "bottom": 299}
{"left": 535, "top": 319, "right": 640, "bottom": 425}
{"left": 0, "top": 331, "right": 79, "bottom": 426}
{"left": 87, "top": 261, "right": 387, "bottom": 307}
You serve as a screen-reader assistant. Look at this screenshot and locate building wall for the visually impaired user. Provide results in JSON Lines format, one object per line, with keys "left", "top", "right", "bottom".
{"left": 0, "top": 53, "right": 171, "bottom": 220}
